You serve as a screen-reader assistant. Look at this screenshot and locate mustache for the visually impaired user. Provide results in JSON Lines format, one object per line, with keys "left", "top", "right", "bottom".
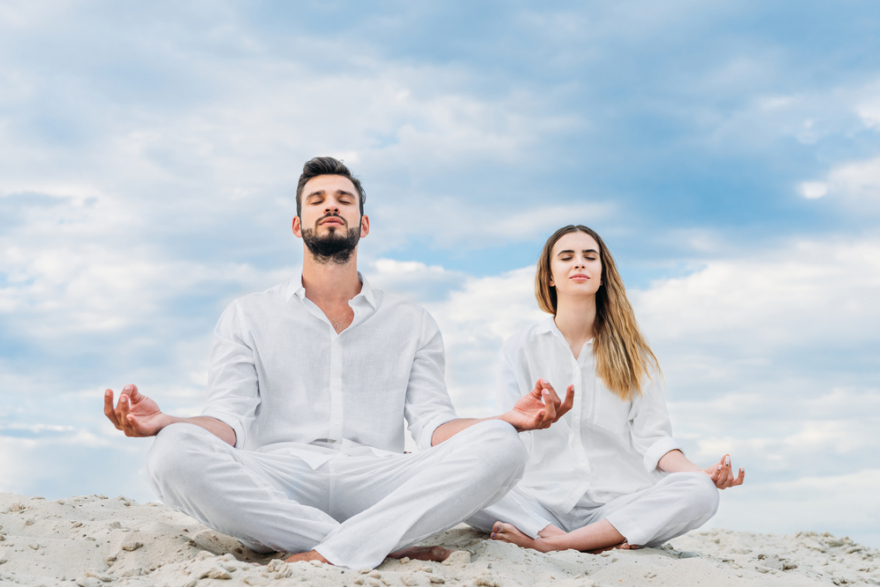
{"left": 316, "top": 213, "right": 347, "bottom": 228}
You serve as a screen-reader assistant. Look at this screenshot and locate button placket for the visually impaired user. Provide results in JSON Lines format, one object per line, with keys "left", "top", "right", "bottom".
{"left": 571, "top": 360, "right": 590, "bottom": 466}
{"left": 328, "top": 335, "right": 344, "bottom": 441}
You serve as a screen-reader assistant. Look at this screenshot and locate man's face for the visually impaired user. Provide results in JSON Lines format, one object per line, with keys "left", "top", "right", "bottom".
{"left": 292, "top": 175, "right": 369, "bottom": 264}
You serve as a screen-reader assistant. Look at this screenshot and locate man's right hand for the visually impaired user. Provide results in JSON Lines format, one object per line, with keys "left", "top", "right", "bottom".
{"left": 104, "top": 384, "right": 172, "bottom": 437}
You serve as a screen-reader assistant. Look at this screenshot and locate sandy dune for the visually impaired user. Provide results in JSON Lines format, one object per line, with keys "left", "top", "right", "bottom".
{"left": 0, "top": 492, "right": 877, "bottom": 586}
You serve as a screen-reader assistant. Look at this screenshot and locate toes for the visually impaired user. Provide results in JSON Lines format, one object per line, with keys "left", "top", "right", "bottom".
{"left": 491, "top": 522, "right": 505, "bottom": 539}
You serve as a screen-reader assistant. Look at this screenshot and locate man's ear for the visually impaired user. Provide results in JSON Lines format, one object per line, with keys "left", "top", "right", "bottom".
{"left": 292, "top": 216, "right": 302, "bottom": 238}
{"left": 360, "top": 214, "right": 370, "bottom": 239}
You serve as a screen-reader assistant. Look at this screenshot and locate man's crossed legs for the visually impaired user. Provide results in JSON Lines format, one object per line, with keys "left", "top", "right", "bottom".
{"left": 147, "top": 420, "right": 526, "bottom": 569}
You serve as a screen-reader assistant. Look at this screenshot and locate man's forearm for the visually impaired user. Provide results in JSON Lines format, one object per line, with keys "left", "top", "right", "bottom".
{"left": 431, "top": 417, "right": 509, "bottom": 446}
{"left": 166, "top": 415, "right": 237, "bottom": 447}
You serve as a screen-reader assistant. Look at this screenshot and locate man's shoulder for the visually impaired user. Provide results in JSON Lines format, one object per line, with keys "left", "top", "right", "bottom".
{"left": 372, "top": 287, "right": 433, "bottom": 320}
{"left": 223, "top": 282, "right": 291, "bottom": 315}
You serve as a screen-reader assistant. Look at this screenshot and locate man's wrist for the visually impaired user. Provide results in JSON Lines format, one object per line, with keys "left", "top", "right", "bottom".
{"left": 497, "top": 411, "right": 524, "bottom": 433}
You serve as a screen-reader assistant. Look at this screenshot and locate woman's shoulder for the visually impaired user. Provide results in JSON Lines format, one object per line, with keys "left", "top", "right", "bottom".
{"left": 501, "top": 317, "right": 558, "bottom": 353}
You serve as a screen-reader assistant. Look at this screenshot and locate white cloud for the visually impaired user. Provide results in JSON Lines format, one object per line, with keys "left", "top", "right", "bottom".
{"left": 799, "top": 181, "right": 828, "bottom": 199}
{"left": 376, "top": 201, "right": 613, "bottom": 250}
{"left": 856, "top": 83, "right": 880, "bottom": 129}
{"left": 633, "top": 238, "right": 880, "bottom": 352}
{"left": 366, "top": 258, "right": 466, "bottom": 303}
{"left": 825, "top": 156, "right": 880, "bottom": 200}
{"left": 794, "top": 81, "right": 880, "bottom": 206}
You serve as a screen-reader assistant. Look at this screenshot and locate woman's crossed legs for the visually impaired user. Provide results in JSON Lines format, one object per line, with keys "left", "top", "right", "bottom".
{"left": 469, "top": 472, "right": 720, "bottom": 553}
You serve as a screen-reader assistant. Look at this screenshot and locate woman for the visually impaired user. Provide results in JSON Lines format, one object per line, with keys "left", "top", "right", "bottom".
{"left": 468, "top": 225, "right": 744, "bottom": 553}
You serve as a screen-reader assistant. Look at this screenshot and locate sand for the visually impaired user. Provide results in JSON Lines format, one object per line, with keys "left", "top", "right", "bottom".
{"left": 1, "top": 492, "right": 877, "bottom": 587}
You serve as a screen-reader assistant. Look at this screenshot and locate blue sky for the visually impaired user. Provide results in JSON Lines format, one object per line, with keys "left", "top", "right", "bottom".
{"left": 1, "top": 1, "right": 879, "bottom": 546}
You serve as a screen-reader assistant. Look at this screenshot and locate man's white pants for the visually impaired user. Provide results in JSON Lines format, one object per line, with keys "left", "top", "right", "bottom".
{"left": 468, "top": 472, "right": 720, "bottom": 547}
{"left": 147, "top": 420, "right": 526, "bottom": 569}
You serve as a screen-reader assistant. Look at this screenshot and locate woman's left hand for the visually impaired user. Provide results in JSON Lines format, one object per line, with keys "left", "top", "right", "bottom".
{"left": 705, "top": 454, "right": 745, "bottom": 489}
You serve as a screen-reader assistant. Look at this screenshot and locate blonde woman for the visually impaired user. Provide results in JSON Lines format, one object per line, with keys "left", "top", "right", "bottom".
{"left": 468, "top": 225, "right": 744, "bottom": 552}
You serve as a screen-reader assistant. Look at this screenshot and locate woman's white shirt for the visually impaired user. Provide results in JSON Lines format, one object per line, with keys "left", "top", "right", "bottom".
{"left": 497, "top": 317, "right": 682, "bottom": 518}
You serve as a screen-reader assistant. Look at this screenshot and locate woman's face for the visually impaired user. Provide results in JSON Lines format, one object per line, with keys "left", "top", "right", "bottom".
{"left": 549, "top": 231, "right": 603, "bottom": 300}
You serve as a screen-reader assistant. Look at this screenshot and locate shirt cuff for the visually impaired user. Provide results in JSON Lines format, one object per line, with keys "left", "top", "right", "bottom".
{"left": 418, "top": 414, "right": 459, "bottom": 451}
{"left": 642, "top": 436, "right": 682, "bottom": 472}
{"left": 201, "top": 410, "right": 245, "bottom": 449}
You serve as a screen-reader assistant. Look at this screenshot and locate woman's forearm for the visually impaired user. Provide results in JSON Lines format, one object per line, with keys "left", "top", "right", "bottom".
{"left": 657, "top": 449, "right": 704, "bottom": 473}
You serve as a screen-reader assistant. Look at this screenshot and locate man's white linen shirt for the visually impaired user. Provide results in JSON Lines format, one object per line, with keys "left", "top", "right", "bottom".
{"left": 200, "top": 274, "right": 459, "bottom": 469}
{"left": 497, "top": 318, "right": 682, "bottom": 518}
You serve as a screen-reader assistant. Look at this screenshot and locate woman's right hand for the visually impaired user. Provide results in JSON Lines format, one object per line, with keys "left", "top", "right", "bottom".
{"left": 104, "top": 384, "right": 173, "bottom": 437}
{"left": 705, "top": 454, "right": 745, "bottom": 489}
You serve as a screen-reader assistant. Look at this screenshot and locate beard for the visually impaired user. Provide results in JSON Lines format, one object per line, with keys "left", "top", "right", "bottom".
{"left": 301, "top": 216, "right": 360, "bottom": 265}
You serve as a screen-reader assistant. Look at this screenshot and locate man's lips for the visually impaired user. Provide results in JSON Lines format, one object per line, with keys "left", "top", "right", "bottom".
{"left": 319, "top": 217, "right": 346, "bottom": 227}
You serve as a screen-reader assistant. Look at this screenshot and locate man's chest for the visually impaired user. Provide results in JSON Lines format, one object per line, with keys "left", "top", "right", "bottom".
{"left": 322, "top": 305, "right": 355, "bottom": 334}
{"left": 249, "top": 313, "right": 420, "bottom": 377}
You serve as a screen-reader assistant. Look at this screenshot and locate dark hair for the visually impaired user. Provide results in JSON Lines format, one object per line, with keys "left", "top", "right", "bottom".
{"left": 295, "top": 156, "right": 366, "bottom": 217}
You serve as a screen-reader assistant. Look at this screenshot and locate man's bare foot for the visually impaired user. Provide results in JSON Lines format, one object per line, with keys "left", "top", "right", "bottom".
{"left": 490, "top": 522, "right": 546, "bottom": 552}
{"left": 616, "top": 541, "right": 642, "bottom": 550}
{"left": 388, "top": 545, "right": 452, "bottom": 562}
{"left": 284, "top": 550, "right": 331, "bottom": 564}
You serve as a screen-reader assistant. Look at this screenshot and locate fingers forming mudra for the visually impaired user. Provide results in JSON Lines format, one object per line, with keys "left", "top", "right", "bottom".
{"left": 708, "top": 454, "right": 745, "bottom": 489}
{"left": 537, "top": 380, "right": 576, "bottom": 427}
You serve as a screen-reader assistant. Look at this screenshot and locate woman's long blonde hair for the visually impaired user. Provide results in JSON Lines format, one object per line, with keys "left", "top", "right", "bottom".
{"left": 535, "top": 225, "right": 660, "bottom": 401}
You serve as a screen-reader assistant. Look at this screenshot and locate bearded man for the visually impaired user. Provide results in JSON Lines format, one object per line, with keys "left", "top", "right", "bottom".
{"left": 103, "top": 156, "right": 574, "bottom": 569}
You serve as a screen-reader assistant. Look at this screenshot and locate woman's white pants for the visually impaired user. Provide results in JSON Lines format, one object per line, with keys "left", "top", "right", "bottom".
{"left": 468, "top": 472, "right": 720, "bottom": 547}
{"left": 147, "top": 420, "right": 526, "bottom": 569}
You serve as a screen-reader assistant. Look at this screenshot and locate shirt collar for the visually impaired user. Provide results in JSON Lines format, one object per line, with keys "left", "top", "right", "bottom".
{"left": 286, "top": 271, "right": 376, "bottom": 309}
{"left": 537, "top": 316, "right": 594, "bottom": 346}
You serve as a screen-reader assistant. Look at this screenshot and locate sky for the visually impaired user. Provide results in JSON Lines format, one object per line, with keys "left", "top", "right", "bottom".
{"left": 1, "top": 0, "right": 879, "bottom": 547}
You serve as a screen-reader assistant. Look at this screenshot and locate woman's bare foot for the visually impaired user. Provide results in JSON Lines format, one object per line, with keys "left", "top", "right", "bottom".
{"left": 490, "top": 522, "right": 545, "bottom": 551}
{"left": 585, "top": 541, "right": 624, "bottom": 554}
{"left": 388, "top": 545, "right": 452, "bottom": 562}
{"left": 284, "top": 550, "right": 330, "bottom": 564}
{"left": 586, "top": 540, "right": 641, "bottom": 554}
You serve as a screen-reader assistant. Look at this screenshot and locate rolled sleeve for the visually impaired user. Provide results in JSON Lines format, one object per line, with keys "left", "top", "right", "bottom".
{"left": 403, "top": 312, "right": 458, "bottom": 450}
{"left": 629, "top": 372, "right": 681, "bottom": 472}
{"left": 199, "top": 408, "right": 247, "bottom": 449}
{"left": 641, "top": 435, "right": 683, "bottom": 472}
{"left": 200, "top": 301, "right": 261, "bottom": 449}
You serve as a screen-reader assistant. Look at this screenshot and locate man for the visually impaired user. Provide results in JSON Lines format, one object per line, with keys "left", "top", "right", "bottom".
{"left": 104, "top": 156, "right": 574, "bottom": 570}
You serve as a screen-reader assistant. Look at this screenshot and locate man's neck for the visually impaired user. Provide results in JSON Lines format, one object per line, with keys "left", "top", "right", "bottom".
{"left": 301, "top": 252, "right": 363, "bottom": 307}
